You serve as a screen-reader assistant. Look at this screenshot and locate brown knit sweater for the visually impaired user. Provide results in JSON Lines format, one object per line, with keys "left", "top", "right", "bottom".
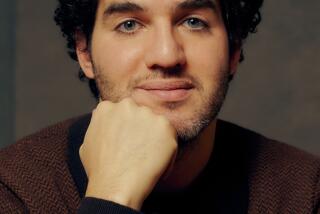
{"left": 0, "top": 114, "right": 319, "bottom": 214}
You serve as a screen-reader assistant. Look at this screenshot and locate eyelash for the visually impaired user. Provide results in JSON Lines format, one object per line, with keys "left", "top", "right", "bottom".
{"left": 116, "top": 19, "right": 141, "bottom": 35}
{"left": 115, "top": 17, "right": 210, "bottom": 35}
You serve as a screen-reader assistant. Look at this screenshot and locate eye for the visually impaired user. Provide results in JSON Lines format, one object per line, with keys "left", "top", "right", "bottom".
{"left": 116, "top": 20, "right": 142, "bottom": 34}
{"left": 183, "top": 17, "right": 208, "bottom": 30}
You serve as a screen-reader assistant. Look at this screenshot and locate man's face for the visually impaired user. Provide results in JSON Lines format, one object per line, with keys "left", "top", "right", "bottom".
{"left": 78, "top": 0, "right": 238, "bottom": 143}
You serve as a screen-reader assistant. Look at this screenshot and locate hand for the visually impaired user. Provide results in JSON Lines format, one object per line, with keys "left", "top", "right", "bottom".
{"left": 79, "top": 98, "right": 178, "bottom": 211}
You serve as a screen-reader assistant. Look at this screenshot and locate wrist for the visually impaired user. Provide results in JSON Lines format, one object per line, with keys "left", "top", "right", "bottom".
{"left": 85, "top": 180, "right": 143, "bottom": 211}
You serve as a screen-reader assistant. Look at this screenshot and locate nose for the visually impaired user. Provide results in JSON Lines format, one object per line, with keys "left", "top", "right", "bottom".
{"left": 145, "top": 24, "right": 186, "bottom": 72}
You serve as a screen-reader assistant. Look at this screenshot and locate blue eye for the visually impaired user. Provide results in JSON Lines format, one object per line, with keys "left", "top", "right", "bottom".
{"left": 184, "top": 18, "right": 208, "bottom": 30}
{"left": 117, "top": 20, "right": 140, "bottom": 33}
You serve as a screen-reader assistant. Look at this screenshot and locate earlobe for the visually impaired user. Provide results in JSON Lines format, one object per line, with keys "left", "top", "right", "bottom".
{"left": 229, "top": 48, "right": 241, "bottom": 76}
{"left": 75, "top": 31, "right": 95, "bottom": 79}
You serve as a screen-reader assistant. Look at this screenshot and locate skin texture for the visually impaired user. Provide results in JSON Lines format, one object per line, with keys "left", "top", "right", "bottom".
{"left": 81, "top": 99, "right": 178, "bottom": 210}
{"left": 77, "top": 0, "right": 240, "bottom": 211}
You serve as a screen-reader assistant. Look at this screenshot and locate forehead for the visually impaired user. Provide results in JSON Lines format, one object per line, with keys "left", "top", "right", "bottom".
{"left": 98, "top": 0, "right": 219, "bottom": 14}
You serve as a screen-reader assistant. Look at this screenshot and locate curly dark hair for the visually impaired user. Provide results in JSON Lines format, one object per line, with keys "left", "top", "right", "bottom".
{"left": 54, "top": 0, "right": 263, "bottom": 99}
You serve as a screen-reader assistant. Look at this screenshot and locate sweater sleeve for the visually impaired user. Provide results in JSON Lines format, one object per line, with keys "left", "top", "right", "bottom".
{"left": 315, "top": 173, "right": 320, "bottom": 214}
{"left": 77, "top": 197, "right": 144, "bottom": 214}
{"left": 0, "top": 182, "right": 26, "bottom": 213}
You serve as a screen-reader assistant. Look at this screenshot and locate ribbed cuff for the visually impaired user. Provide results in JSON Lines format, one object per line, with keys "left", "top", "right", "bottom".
{"left": 77, "top": 197, "right": 143, "bottom": 214}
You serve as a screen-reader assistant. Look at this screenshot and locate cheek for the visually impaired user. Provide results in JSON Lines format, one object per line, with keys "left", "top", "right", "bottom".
{"left": 91, "top": 36, "right": 144, "bottom": 84}
{"left": 185, "top": 33, "right": 229, "bottom": 88}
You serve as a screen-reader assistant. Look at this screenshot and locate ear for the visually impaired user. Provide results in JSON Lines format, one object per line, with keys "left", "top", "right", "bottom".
{"left": 75, "top": 31, "right": 95, "bottom": 79}
{"left": 229, "top": 48, "right": 241, "bottom": 76}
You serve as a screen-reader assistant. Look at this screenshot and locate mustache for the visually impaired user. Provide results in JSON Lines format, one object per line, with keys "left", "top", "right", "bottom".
{"left": 129, "top": 73, "right": 203, "bottom": 91}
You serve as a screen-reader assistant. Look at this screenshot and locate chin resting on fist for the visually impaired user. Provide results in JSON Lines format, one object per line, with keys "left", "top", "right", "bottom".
{"left": 79, "top": 98, "right": 178, "bottom": 211}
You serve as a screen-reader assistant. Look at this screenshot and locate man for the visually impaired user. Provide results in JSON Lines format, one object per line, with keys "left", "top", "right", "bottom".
{"left": 0, "top": 0, "right": 319, "bottom": 213}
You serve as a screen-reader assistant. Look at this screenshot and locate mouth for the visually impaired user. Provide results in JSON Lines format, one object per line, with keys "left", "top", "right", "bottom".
{"left": 135, "top": 80, "right": 195, "bottom": 102}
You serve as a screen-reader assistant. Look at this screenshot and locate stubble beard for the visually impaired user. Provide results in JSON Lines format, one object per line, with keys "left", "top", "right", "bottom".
{"left": 93, "top": 65, "right": 230, "bottom": 149}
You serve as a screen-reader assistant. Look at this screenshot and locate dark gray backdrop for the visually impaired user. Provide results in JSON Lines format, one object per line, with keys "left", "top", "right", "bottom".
{"left": 1, "top": 0, "right": 319, "bottom": 155}
{"left": 0, "top": 0, "right": 15, "bottom": 148}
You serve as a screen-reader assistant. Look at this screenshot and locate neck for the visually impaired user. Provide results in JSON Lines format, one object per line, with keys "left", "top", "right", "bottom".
{"left": 154, "top": 119, "right": 217, "bottom": 193}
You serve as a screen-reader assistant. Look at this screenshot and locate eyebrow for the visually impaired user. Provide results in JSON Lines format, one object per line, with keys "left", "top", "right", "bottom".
{"left": 104, "top": 2, "right": 144, "bottom": 17}
{"left": 103, "top": 0, "right": 216, "bottom": 17}
{"left": 176, "top": 0, "right": 216, "bottom": 13}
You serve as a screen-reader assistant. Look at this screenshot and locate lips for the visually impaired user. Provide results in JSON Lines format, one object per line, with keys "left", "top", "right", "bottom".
{"left": 136, "top": 80, "right": 194, "bottom": 90}
{"left": 135, "top": 80, "right": 194, "bottom": 102}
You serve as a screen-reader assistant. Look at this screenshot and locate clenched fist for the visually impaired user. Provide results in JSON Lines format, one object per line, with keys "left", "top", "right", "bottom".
{"left": 79, "top": 98, "right": 178, "bottom": 210}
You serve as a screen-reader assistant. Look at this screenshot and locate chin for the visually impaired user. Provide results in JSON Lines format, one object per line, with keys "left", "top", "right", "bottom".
{"left": 163, "top": 108, "right": 211, "bottom": 141}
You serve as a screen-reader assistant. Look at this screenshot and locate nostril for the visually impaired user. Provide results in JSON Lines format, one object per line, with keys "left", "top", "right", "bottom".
{"left": 150, "top": 64, "right": 184, "bottom": 75}
{"left": 168, "top": 64, "right": 183, "bottom": 73}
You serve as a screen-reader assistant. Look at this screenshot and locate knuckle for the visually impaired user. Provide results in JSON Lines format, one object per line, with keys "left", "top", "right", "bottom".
{"left": 140, "top": 105, "right": 153, "bottom": 115}
{"left": 172, "top": 143, "right": 178, "bottom": 153}
{"left": 91, "top": 108, "right": 98, "bottom": 118}
{"left": 120, "top": 98, "right": 136, "bottom": 110}
{"left": 169, "top": 137, "right": 178, "bottom": 148}
{"left": 121, "top": 97, "right": 134, "bottom": 105}
{"left": 79, "top": 145, "right": 84, "bottom": 158}
{"left": 96, "top": 101, "right": 109, "bottom": 111}
{"left": 157, "top": 115, "right": 176, "bottom": 135}
{"left": 157, "top": 115, "right": 171, "bottom": 126}
{"left": 95, "top": 101, "right": 114, "bottom": 115}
